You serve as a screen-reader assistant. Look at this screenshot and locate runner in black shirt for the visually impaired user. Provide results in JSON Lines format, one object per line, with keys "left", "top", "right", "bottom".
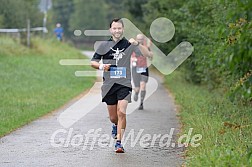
{"left": 91, "top": 18, "right": 150, "bottom": 153}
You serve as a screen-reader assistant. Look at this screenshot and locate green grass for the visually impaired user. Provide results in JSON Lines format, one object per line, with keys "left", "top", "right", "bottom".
{"left": 0, "top": 36, "right": 95, "bottom": 137}
{"left": 164, "top": 70, "right": 252, "bottom": 166}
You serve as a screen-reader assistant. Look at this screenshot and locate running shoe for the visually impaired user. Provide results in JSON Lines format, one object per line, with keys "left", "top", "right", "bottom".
{"left": 134, "top": 93, "right": 138, "bottom": 101}
{"left": 115, "top": 142, "right": 125, "bottom": 153}
{"left": 138, "top": 103, "right": 144, "bottom": 110}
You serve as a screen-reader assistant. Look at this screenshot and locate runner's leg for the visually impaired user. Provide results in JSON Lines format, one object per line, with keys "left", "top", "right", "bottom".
{"left": 107, "top": 105, "right": 118, "bottom": 124}
{"left": 140, "top": 81, "right": 146, "bottom": 103}
{"left": 116, "top": 99, "right": 128, "bottom": 141}
{"left": 132, "top": 67, "right": 140, "bottom": 101}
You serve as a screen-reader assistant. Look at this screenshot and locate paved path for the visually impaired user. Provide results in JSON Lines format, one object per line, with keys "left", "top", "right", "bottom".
{"left": 0, "top": 51, "right": 184, "bottom": 167}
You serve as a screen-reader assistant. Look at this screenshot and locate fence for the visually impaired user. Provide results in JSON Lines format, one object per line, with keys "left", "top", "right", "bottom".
{"left": 0, "top": 20, "right": 48, "bottom": 47}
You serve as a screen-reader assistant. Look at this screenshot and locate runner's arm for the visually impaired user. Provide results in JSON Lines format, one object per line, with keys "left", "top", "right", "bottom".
{"left": 129, "top": 38, "right": 151, "bottom": 58}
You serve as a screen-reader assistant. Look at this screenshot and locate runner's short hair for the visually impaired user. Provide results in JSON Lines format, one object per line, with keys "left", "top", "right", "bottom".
{"left": 110, "top": 18, "right": 124, "bottom": 28}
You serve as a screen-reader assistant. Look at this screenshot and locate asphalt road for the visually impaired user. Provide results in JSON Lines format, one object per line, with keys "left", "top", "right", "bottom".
{"left": 0, "top": 51, "right": 184, "bottom": 167}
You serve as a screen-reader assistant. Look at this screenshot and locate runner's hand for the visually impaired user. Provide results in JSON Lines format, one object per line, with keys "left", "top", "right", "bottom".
{"left": 103, "top": 64, "right": 111, "bottom": 72}
{"left": 129, "top": 38, "right": 139, "bottom": 46}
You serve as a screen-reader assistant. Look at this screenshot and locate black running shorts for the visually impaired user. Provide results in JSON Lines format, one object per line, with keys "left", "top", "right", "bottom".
{"left": 102, "top": 84, "right": 132, "bottom": 105}
{"left": 132, "top": 67, "right": 149, "bottom": 88}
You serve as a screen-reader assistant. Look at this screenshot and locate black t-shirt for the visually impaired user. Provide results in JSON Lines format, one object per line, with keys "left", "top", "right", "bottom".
{"left": 92, "top": 37, "right": 142, "bottom": 90}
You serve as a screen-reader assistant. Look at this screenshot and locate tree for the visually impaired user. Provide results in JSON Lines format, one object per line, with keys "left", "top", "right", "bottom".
{"left": 128, "top": 0, "right": 251, "bottom": 101}
{"left": 69, "top": 0, "right": 107, "bottom": 31}
{"left": 0, "top": 0, "right": 43, "bottom": 28}
{"left": 51, "top": 0, "right": 74, "bottom": 38}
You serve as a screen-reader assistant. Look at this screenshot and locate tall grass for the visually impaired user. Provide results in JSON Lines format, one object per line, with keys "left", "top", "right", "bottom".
{"left": 164, "top": 70, "right": 252, "bottom": 166}
{"left": 0, "top": 37, "right": 95, "bottom": 137}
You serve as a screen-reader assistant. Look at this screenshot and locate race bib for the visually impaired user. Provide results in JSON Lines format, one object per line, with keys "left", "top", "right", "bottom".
{"left": 136, "top": 67, "right": 146, "bottom": 73}
{"left": 110, "top": 67, "right": 126, "bottom": 78}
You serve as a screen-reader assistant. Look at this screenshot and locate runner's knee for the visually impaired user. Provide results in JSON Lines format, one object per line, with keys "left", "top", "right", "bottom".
{"left": 117, "top": 108, "right": 126, "bottom": 118}
{"left": 140, "top": 82, "right": 146, "bottom": 90}
{"left": 110, "top": 116, "right": 118, "bottom": 123}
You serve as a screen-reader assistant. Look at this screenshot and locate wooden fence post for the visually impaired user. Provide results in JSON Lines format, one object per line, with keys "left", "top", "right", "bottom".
{"left": 27, "top": 19, "right": 30, "bottom": 48}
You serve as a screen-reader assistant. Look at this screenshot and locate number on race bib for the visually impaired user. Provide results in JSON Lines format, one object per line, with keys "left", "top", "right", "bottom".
{"left": 136, "top": 67, "right": 146, "bottom": 73}
{"left": 110, "top": 67, "right": 126, "bottom": 78}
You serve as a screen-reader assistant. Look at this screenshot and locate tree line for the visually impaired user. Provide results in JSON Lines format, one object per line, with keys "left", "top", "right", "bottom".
{"left": 1, "top": 0, "right": 251, "bottom": 103}
{"left": 128, "top": 0, "right": 252, "bottom": 103}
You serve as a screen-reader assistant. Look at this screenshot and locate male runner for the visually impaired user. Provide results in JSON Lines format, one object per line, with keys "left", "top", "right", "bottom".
{"left": 91, "top": 18, "right": 150, "bottom": 153}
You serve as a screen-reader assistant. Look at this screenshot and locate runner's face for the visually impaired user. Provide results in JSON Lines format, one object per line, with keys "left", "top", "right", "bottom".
{"left": 110, "top": 22, "right": 124, "bottom": 40}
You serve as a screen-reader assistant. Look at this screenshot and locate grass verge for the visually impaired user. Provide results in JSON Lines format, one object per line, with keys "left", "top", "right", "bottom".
{"left": 0, "top": 36, "right": 95, "bottom": 137}
{"left": 164, "top": 70, "right": 252, "bottom": 166}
